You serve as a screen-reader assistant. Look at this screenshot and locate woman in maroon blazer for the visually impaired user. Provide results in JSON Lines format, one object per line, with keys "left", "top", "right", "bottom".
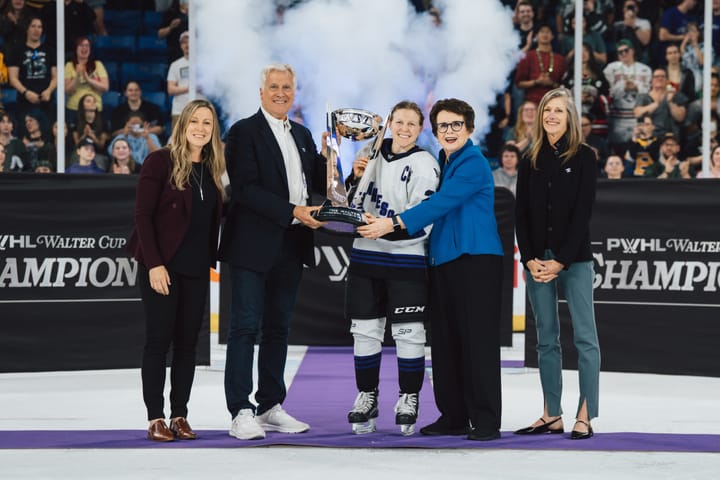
{"left": 128, "top": 99, "right": 225, "bottom": 442}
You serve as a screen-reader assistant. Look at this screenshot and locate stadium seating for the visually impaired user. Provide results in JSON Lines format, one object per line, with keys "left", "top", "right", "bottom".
{"left": 94, "top": 35, "right": 136, "bottom": 62}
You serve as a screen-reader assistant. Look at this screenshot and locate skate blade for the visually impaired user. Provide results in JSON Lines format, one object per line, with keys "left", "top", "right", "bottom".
{"left": 399, "top": 424, "right": 415, "bottom": 436}
{"left": 351, "top": 419, "right": 377, "bottom": 435}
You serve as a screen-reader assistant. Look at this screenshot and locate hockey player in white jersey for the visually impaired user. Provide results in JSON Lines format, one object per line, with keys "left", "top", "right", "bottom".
{"left": 344, "top": 101, "right": 439, "bottom": 435}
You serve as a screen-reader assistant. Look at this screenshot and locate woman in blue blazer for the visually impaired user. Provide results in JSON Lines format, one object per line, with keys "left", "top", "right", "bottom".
{"left": 358, "top": 98, "right": 504, "bottom": 441}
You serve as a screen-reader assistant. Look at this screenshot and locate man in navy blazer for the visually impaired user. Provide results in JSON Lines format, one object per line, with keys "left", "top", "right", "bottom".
{"left": 218, "top": 63, "right": 327, "bottom": 440}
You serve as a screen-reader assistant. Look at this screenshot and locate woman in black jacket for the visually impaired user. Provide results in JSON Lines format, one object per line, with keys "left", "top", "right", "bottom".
{"left": 514, "top": 88, "right": 600, "bottom": 441}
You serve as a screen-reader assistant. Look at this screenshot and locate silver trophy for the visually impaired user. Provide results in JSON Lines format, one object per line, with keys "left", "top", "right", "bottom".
{"left": 313, "top": 107, "right": 384, "bottom": 232}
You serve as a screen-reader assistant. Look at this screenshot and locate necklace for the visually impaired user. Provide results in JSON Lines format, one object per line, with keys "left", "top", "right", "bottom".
{"left": 190, "top": 163, "right": 204, "bottom": 201}
{"left": 536, "top": 48, "right": 554, "bottom": 75}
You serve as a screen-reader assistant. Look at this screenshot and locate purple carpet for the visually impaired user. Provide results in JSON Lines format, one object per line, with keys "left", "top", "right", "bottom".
{"left": 1, "top": 346, "right": 718, "bottom": 452}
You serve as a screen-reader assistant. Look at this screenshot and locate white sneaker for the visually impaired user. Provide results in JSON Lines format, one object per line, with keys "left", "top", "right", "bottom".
{"left": 229, "top": 408, "right": 266, "bottom": 440}
{"left": 255, "top": 404, "right": 310, "bottom": 433}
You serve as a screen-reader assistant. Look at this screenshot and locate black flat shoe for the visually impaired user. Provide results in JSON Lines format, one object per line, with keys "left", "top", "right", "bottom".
{"left": 514, "top": 416, "right": 564, "bottom": 435}
{"left": 570, "top": 419, "right": 594, "bottom": 440}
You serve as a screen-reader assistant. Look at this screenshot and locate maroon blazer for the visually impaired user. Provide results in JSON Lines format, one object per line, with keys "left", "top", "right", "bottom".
{"left": 127, "top": 148, "right": 223, "bottom": 270}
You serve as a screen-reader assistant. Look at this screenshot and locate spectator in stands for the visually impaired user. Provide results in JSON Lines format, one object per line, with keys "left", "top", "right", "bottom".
{"left": 66, "top": 136, "right": 104, "bottom": 174}
{"left": 0, "top": 142, "right": 6, "bottom": 172}
{"left": 624, "top": 114, "right": 659, "bottom": 177}
{"left": 555, "top": 0, "right": 614, "bottom": 43}
{"left": 581, "top": 113, "right": 608, "bottom": 173}
{"left": 128, "top": 99, "right": 225, "bottom": 443}
{"left": 64, "top": 0, "right": 96, "bottom": 48}
{"left": 558, "top": 14, "right": 606, "bottom": 65}
{"left": 64, "top": 36, "right": 109, "bottom": 115}
{"left": 514, "top": 1, "right": 536, "bottom": 53}
{"left": 22, "top": 110, "right": 55, "bottom": 172}
{"left": 644, "top": 132, "right": 692, "bottom": 179}
{"left": 696, "top": 144, "right": 720, "bottom": 178}
{"left": 53, "top": 120, "right": 75, "bottom": 160}
{"left": 108, "top": 136, "right": 138, "bottom": 174}
{"left": 110, "top": 81, "right": 165, "bottom": 139}
{"left": 611, "top": 0, "right": 652, "bottom": 65}
{"left": 493, "top": 143, "right": 519, "bottom": 196}
{"left": 7, "top": 15, "right": 57, "bottom": 126}
{"left": 86, "top": 0, "right": 107, "bottom": 36}
{"left": 72, "top": 94, "right": 108, "bottom": 152}
{"left": 659, "top": 0, "right": 697, "bottom": 52}
{"left": 157, "top": 0, "right": 188, "bottom": 65}
{"left": 0, "top": 0, "right": 30, "bottom": 54}
{"left": 603, "top": 38, "right": 651, "bottom": 152}
{"left": 109, "top": 111, "right": 160, "bottom": 166}
{"left": 504, "top": 100, "right": 536, "bottom": 158}
{"left": 562, "top": 43, "right": 610, "bottom": 137}
{"left": 680, "top": 22, "right": 707, "bottom": 96}
{"left": 167, "top": 30, "right": 190, "bottom": 131}
{"left": 633, "top": 68, "right": 688, "bottom": 139}
{"left": 514, "top": 88, "right": 599, "bottom": 442}
{"left": 0, "top": 110, "right": 27, "bottom": 171}
{"left": 515, "top": 23, "right": 567, "bottom": 106}
{"left": 603, "top": 154, "right": 625, "bottom": 179}
{"left": 666, "top": 43, "right": 697, "bottom": 100}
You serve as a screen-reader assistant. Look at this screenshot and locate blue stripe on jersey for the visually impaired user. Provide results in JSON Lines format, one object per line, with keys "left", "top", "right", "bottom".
{"left": 350, "top": 249, "right": 427, "bottom": 268}
{"left": 397, "top": 356, "right": 425, "bottom": 372}
{"left": 354, "top": 352, "right": 382, "bottom": 370}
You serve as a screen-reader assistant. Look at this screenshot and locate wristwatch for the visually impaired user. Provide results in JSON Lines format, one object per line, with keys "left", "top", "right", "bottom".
{"left": 392, "top": 215, "right": 402, "bottom": 232}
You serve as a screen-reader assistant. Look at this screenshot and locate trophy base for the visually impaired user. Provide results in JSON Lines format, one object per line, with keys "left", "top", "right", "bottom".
{"left": 313, "top": 205, "right": 366, "bottom": 226}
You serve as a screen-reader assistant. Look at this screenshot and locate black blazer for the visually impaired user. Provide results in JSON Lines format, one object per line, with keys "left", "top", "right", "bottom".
{"left": 218, "top": 110, "right": 326, "bottom": 272}
{"left": 515, "top": 137, "right": 597, "bottom": 269}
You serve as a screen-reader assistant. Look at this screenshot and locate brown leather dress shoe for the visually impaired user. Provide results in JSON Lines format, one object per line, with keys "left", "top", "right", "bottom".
{"left": 147, "top": 419, "right": 174, "bottom": 442}
{"left": 170, "top": 417, "right": 197, "bottom": 440}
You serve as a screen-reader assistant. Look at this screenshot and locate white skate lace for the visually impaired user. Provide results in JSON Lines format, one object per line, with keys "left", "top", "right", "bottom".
{"left": 394, "top": 393, "right": 418, "bottom": 415}
{"left": 351, "top": 391, "right": 377, "bottom": 414}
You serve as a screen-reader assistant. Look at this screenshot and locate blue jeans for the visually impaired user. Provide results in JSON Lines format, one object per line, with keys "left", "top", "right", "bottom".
{"left": 525, "top": 251, "right": 600, "bottom": 419}
{"left": 224, "top": 234, "right": 304, "bottom": 418}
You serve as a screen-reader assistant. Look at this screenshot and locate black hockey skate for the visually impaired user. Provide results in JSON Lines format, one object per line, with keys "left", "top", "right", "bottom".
{"left": 394, "top": 392, "right": 418, "bottom": 436}
{"left": 348, "top": 390, "right": 379, "bottom": 434}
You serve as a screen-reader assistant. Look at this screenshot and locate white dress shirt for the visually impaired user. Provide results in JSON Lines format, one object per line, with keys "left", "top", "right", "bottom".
{"left": 261, "top": 107, "right": 308, "bottom": 210}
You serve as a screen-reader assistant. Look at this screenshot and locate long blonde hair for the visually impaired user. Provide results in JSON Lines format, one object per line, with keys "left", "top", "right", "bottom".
{"left": 513, "top": 100, "right": 536, "bottom": 142}
{"left": 168, "top": 99, "right": 226, "bottom": 200}
{"left": 527, "top": 88, "right": 583, "bottom": 168}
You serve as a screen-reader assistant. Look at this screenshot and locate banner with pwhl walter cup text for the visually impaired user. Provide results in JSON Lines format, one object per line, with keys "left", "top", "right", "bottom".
{"left": 524, "top": 179, "right": 720, "bottom": 377}
{"left": 0, "top": 174, "right": 210, "bottom": 373}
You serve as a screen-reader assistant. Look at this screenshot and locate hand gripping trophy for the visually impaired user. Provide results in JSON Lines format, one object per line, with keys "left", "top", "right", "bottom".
{"left": 313, "top": 107, "right": 386, "bottom": 234}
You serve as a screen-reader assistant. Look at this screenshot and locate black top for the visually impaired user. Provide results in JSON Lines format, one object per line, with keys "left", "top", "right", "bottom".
{"left": 110, "top": 100, "right": 165, "bottom": 134}
{"left": 7, "top": 42, "right": 56, "bottom": 94}
{"left": 515, "top": 135, "right": 597, "bottom": 268}
{"left": 167, "top": 162, "right": 217, "bottom": 276}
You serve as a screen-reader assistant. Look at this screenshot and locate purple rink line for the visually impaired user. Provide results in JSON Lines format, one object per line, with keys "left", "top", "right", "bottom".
{"left": 1, "top": 347, "right": 718, "bottom": 452}
{"left": 1, "top": 430, "right": 719, "bottom": 452}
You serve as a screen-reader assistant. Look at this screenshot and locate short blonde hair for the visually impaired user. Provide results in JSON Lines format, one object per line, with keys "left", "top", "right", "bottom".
{"left": 260, "top": 63, "right": 297, "bottom": 90}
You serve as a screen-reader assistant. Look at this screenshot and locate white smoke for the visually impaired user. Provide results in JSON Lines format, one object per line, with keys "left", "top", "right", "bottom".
{"left": 195, "top": 0, "right": 519, "bottom": 158}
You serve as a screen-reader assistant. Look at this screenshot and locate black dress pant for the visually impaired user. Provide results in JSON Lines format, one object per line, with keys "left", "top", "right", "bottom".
{"left": 429, "top": 254, "right": 503, "bottom": 433}
{"left": 138, "top": 264, "right": 208, "bottom": 420}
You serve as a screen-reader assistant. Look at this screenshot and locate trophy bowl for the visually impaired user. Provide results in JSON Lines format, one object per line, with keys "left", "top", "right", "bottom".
{"left": 333, "top": 108, "right": 383, "bottom": 141}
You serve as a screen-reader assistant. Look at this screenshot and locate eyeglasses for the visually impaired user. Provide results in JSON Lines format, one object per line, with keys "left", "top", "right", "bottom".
{"left": 437, "top": 121, "right": 465, "bottom": 133}
{"left": 617, "top": 48, "right": 630, "bottom": 55}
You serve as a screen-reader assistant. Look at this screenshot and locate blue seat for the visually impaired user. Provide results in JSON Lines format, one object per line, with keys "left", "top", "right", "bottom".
{"left": 136, "top": 36, "right": 167, "bottom": 63}
{"left": 103, "top": 61, "right": 121, "bottom": 90}
{"left": 143, "top": 91, "right": 168, "bottom": 111}
{"left": 94, "top": 35, "right": 136, "bottom": 62}
{"left": 142, "top": 11, "right": 164, "bottom": 35}
{"left": 121, "top": 62, "right": 167, "bottom": 92}
{"left": 2, "top": 88, "right": 17, "bottom": 105}
{"left": 104, "top": 9, "right": 143, "bottom": 36}
{"left": 101, "top": 91, "right": 122, "bottom": 111}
